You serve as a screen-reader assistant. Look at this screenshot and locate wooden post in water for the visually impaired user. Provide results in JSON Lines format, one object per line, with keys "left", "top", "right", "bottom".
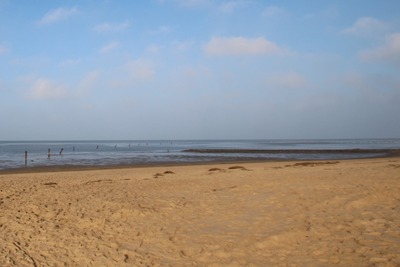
{"left": 24, "top": 151, "right": 28, "bottom": 166}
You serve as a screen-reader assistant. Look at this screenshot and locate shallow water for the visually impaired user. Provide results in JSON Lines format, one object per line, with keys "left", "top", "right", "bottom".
{"left": 0, "top": 139, "right": 399, "bottom": 170}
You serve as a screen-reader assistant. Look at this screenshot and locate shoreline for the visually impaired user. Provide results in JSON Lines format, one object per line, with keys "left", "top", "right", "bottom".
{"left": 0, "top": 158, "right": 280, "bottom": 175}
{"left": 1, "top": 149, "right": 400, "bottom": 174}
{"left": 2, "top": 140, "right": 400, "bottom": 174}
{"left": 184, "top": 148, "right": 400, "bottom": 154}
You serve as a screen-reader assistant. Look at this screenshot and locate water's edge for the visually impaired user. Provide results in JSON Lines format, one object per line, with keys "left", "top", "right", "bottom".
{"left": 1, "top": 139, "right": 400, "bottom": 172}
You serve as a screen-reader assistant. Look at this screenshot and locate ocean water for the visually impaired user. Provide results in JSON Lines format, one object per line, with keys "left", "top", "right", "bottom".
{"left": 0, "top": 139, "right": 399, "bottom": 170}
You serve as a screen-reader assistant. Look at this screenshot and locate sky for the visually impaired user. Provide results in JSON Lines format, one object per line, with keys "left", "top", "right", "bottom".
{"left": 0, "top": 0, "right": 399, "bottom": 140}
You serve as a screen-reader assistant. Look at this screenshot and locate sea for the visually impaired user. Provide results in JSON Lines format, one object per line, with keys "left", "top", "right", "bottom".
{"left": 1, "top": 139, "right": 400, "bottom": 170}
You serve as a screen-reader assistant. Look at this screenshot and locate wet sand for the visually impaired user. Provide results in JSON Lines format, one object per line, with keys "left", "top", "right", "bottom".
{"left": 1, "top": 157, "right": 399, "bottom": 266}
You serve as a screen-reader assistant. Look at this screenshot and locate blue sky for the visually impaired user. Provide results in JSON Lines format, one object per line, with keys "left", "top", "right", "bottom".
{"left": 0, "top": 0, "right": 399, "bottom": 140}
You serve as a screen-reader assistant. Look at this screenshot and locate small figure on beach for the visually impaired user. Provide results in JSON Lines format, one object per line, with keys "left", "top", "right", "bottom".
{"left": 48, "top": 148, "right": 51, "bottom": 159}
{"left": 59, "top": 148, "right": 64, "bottom": 155}
{"left": 24, "top": 151, "right": 28, "bottom": 165}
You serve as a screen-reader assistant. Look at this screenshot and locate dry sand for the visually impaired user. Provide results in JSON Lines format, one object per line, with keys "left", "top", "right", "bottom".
{"left": 0, "top": 158, "right": 399, "bottom": 266}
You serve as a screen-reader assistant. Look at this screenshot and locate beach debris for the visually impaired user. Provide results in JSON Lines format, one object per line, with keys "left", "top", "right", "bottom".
{"left": 228, "top": 166, "right": 249, "bottom": 171}
{"left": 272, "top": 166, "right": 283, "bottom": 169}
{"left": 388, "top": 164, "right": 400, "bottom": 168}
{"left": 154, "top": 171, "right": 175, "bottom": 178}
{"left": 154, "top": 173, "right": 164, "bottom": 178}
{"left": 43, "top": 182, "right": 57, "bottom": 186}
{"left": 212, "top": 185, "right": 238, "bottom": 192}
{"left": 84, "top": 179, "right": 113, "bottom": 185}
{"left": 286, "top": 161, "right": 340, "bottom": 167}
{"left": 208, "top": 168, "right": 225, "bottom": 172}
{"left": 13, "top": 241, "right": 38, "bottom": 267}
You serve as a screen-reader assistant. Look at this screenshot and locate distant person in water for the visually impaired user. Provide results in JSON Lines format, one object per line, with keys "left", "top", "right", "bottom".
{"left": 59, "top": 148, "right": 64, "bottom": 155}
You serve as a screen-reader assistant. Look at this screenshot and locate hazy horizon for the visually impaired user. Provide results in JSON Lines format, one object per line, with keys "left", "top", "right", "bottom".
{"left": 1, "top": 138, "right": 400, "bottom": 143}
{"left": 1, "top": 1, "right": 399, "bottom": 140}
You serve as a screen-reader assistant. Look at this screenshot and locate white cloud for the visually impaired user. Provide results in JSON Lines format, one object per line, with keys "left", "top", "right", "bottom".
{"left": 109, "top": 59, "right": 156, "bottom": 89}
{"left": 219, "top": 1, "right": 248, "bottom": 13}
{"left": 341, "top": 72, "right": 400, "bottom": 112}
{"left": 27, "top": 79, "right": 68, "bottom": 100}
{"left": 342, "top": 72, "right": 365, "bottom": 89}
{"left": 172, "top": 40, "right": 194, "bottom": 52}
{"left": 100, "top": 41, "right": 119, "bottom": 54}
{"left": 204, "top": 36, "right": 284, "bottom": 56}
{"left": 11, "top": 56, "right": 50, "bottom": 68}
{"left": 125, "top": 59, "right": 155, "bottom": 82}
{"left": 303, "top": 7, "right": 338, "bottom": 21}
{"left": 168, "top": 66, "right": 212, "bottom": 92}
{"left": 146, "top": 44, "right": 161, "bottom": 54}
{"left": 149, "top": 25, "right": 171, "bottom": 35}
{"left": 342, "top": 17, "right": 389, "bottom": 37}
{"left": 173, "top": 0, "right": 210, "bottom": 8}
{"left": 359, "top": 32, "right": 400, "bottom": 65}
{"left": 262, "top": 5, "right": 286, "bottom": 17}
{"left": 93, "top": 21, "right": 130, "bottom": 33}
{"left": 0, "top": 44, "right": 7, "bottom": 55}
{"left": 266, "top": 72, "right": 309, "bottom": 89}
{"left": 24, "top": 73, "right": 99, "bottom": 100}
{"left": 77, "top": 71, "right": 99, "bottom": 95}
{"left": 37, "top": 7, "right": 79, "bottom": 25}
{"left": 59, "top": 58, "right": 81, "bottom": 67}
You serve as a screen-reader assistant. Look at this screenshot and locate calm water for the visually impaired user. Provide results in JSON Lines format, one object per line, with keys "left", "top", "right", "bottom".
{"left": 0, "top": 139, "right": 399, "bottom": 170}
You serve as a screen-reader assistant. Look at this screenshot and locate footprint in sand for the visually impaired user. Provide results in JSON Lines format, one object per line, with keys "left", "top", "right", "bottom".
{"left": 154, "top": 170, "right": 175, "bottom": 178}
{"left": 208, "top": 168, "right": 225, "bottom": 172}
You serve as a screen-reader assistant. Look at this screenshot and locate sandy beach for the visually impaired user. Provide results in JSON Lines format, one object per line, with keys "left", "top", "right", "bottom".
{"left": 1, "top": 157, "right": 399, "bottom": 266}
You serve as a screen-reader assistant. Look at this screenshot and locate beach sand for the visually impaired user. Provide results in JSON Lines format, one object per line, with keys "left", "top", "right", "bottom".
{"left": 1, "top": 158, "right": 399, "bottom": 266}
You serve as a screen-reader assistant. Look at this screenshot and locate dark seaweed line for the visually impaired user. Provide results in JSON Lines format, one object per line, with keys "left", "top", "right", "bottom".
{"left": 183, "top": 148, "right": 400, "bottom": 155}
